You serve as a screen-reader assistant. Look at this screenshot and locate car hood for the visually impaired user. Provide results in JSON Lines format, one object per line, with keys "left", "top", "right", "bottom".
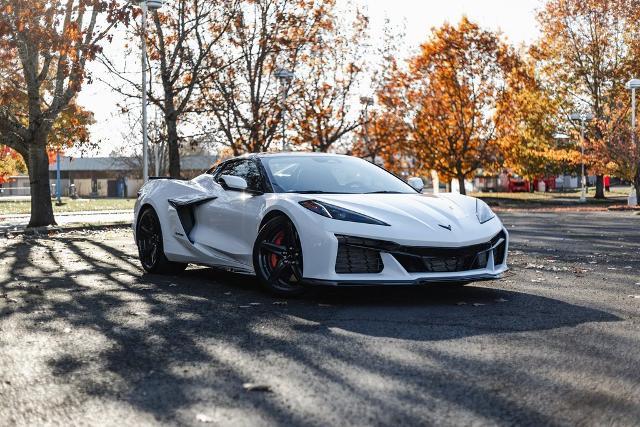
{"left": 292, "top": 193, "right": 501, "bottom": 246}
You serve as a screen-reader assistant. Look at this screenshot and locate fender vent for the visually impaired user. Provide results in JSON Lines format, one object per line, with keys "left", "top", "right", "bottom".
{"left": 168, "top": 196, "right": 216, "bottom": 242}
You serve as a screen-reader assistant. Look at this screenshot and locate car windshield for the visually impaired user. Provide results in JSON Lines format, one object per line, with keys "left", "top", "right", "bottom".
{"left": 260, "top": 155, "right": 417, "bottom": 194}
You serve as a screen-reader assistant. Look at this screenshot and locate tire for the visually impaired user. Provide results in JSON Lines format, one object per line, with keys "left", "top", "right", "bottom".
{"left": 136, "top": 206, "right": 188, "bottom": 274}
{"left": 253, "top": 216, "right": 306, "bottom": 296}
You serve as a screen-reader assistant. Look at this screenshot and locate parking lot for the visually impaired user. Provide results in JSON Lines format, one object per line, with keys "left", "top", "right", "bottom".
{"left": 1, "top": 211, "right": 639, "bottom": 426}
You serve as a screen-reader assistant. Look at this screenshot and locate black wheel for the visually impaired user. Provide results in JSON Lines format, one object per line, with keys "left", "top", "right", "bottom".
{"left": 136, "top": 207, "right": 187, "bottom": 274}
{"left": 253, "top": 216, "right": 305, "bottom": 296}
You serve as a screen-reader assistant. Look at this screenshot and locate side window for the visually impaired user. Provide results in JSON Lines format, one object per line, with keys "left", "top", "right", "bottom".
{"left": 217, "top": 160, "right": 263, "bottom": 192}
{"left": 213, "top": 161, "right": 236, "bottom": 181}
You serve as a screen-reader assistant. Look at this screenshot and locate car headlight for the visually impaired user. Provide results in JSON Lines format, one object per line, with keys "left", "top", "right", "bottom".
{"left": 299, "top": 200, "right": 389, "bottom": 226}
{"left": 476, "top": 199, "right": 495, "bottom": 224}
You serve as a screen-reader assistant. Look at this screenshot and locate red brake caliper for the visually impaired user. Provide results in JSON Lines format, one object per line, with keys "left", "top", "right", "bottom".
{"left": 270, "top": 231, "right": 285, "bottom": 268}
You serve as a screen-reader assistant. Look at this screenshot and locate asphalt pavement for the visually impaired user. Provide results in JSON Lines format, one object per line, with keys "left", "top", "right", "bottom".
{"left": 0, "top": 211, "right": 639, "bottom": 426}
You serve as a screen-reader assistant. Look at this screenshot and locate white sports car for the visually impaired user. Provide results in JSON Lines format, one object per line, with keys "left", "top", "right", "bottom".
{"left": 133, "top": 153, "right": 508, "bottom": 295}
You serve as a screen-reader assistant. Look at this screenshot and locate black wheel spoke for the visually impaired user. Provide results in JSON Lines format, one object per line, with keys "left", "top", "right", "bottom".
{"left": 140, "top": 223, "right": 153, "bottom": 235}
{"left": 268, "top": 260, "right": 288, "bottom": 284}
{"left": 261, "top": 241, "right": 287, "bottom": 257}
{"left": 291, "top": 263, "right": 303, "bottom": 282}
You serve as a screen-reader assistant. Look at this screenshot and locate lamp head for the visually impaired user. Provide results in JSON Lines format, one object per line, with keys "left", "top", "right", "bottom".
{"left": 275, "top": 68, "right": 295, "bottom": 81}
{"left": 626, "top": 78, "right": 640, "bottom": 89}
{"left": 359, "top": 96, "right": 374, "bottom": 106}
{"left": 569, "top": 112, "right": 594, "bottom": 122}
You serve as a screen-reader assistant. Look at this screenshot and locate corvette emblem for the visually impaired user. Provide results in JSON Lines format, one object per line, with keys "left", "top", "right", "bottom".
{"left": 438, "top": 224, "right": 452, "bottom": 231}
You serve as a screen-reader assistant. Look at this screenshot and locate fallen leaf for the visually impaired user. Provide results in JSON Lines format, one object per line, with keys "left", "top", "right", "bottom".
{"left": 196, "top": 413, "right": 214, "bottom": 423}
{"left": 525, "top": 263, "right": 544, "bottom": 269}
{"left": 243, "top": 383, "right": 272, "bottom": 392}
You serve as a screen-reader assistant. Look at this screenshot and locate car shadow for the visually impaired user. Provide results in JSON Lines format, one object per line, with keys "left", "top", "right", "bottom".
{"left": 183, "top": 267, "right": 621, "bottom": 342}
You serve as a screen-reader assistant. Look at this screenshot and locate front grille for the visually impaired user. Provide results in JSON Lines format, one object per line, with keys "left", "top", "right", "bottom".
{"left": 335, "top": 231, "right": 507, "bottom": 274}
{"left": 335, "top": 242, "right": 384, "bottom": 274}
{"left": 392, "top": 252, "right": 482, "bottom": 273}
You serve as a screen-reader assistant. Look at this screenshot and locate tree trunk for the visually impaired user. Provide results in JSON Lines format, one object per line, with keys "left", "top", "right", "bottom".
{"left": 27, "top": 139, "right": 56, "bottom": 227}
{"left": 594, "top": 174, "right": 605, "bottom": 199}
{"left": 457, "top": 174, "right": 466, "bottom": 195}
{"left": 166, "top": 118, "right": 181, "bottom": 178}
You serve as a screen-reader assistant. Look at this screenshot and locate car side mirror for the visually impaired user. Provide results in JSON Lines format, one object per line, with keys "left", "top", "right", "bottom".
{"left": 219, "top": 174, "right": 248, "bottom": 191}
{"left": 408, "top": 177, "right": 424, "bottom": 193}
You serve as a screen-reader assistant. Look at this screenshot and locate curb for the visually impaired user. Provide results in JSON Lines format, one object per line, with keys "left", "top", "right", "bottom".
{"left": 2, "top": 221, "right": 132, "bottom": 238}
{"left": 0, "top": 209, "right": 133, "bottom": 220}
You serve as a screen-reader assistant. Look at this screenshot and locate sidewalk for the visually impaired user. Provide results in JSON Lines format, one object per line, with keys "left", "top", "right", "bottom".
{"left": 0, "top": 210, "right": 133, "bottom": 234}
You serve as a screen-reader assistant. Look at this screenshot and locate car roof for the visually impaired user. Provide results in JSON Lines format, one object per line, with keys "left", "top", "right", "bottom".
{"left": 253, "top": 152, "right": 346, "bottom": 158}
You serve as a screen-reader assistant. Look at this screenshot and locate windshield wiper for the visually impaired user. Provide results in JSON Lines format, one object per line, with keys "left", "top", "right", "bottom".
{"left": 286, "top": 190, "right": 348, "bottom": 194}
{"left": 364, "top": 190, "right": 405, "bottom": 194}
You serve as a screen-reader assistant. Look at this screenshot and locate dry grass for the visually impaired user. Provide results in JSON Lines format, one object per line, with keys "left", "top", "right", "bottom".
{"left": 0, "top": 197, "right": 135, "bottom": 215}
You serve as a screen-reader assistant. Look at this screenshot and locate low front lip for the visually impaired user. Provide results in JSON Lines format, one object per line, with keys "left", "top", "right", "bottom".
{"left": 303, "top": 271, "right": 505, "bottom": 287}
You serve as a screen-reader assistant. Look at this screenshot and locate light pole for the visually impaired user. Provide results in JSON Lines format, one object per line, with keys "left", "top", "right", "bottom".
{"left": 569, "top": 112, "right": 594, "bottom": 202}
{"left": 627, "top": 79, "right": 640, "bottom": 157}
{"left": 359, "top": 96, "right": 374, "bottom": 161}
{"left": 553, "top": 133, "right": 570, "bottom": 192}
{"left": 627, "top": 79, "right": 640, "bottom": 205}
{"left": 275, "top": 68, "right": 295, "bottom": 151}
{"left": 133, "top": 0, "right": 163, "bottom": 182}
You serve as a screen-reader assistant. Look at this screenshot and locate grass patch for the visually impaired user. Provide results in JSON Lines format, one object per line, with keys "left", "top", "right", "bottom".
{"left": 0, "top": 197, "right": 136, "bottom": 215}
{"left": 472, "top": 187, "right": 632, "bottom": 208}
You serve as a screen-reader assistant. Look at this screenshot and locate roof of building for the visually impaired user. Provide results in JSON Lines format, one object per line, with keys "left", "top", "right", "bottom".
{"left": 48, "top": 155, "right": 217, "bottom": 172}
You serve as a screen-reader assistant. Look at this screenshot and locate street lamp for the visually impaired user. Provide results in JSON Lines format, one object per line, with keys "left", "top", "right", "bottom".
{"left": 626, "top": 78, "right": 640, "bottom": 159}
{"left": 553, "top": 132, "right": 571, "bottom": 192}
{"left": 275, "top": 68, "right": 295, "bottom": 151}
{"left": 569, "top": 112, "right": 594, "bottom": 202}
{"left": 133, "top": 0, "right": 163, "bottom": 182}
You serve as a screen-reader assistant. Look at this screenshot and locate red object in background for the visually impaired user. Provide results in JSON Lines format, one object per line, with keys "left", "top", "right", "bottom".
{"left": 604, "top": 175, "right": 610, "bottom": 191}
{"left": 533, "top": 176, "right": 557, "bottom": 192}
{"left": 0, "top": 146, "right": 18, "bottom": 184}
{"left": 508, "top": 177, "right": 529, "bottom": 192}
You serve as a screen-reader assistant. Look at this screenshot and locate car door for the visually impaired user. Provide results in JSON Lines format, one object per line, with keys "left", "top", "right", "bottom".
{"left": 191, "top": 159, "right": 268, "bottom": 269}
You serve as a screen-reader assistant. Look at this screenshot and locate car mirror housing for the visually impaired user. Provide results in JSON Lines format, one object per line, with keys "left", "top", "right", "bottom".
{"left": 219, "top": 174, "right": 248, "bottom": 191}
{"left": 407, "top": 177, "right": 424, "bottom": 193}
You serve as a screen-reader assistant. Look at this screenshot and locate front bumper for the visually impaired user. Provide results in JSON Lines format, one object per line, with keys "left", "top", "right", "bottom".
{"left": 296, "top": 221, "right": 509, "bottom": 286}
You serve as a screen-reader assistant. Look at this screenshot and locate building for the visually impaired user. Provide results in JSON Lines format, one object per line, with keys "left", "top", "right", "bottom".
{"left": 0, "top": 155, "right": 217, "bottom": 198}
